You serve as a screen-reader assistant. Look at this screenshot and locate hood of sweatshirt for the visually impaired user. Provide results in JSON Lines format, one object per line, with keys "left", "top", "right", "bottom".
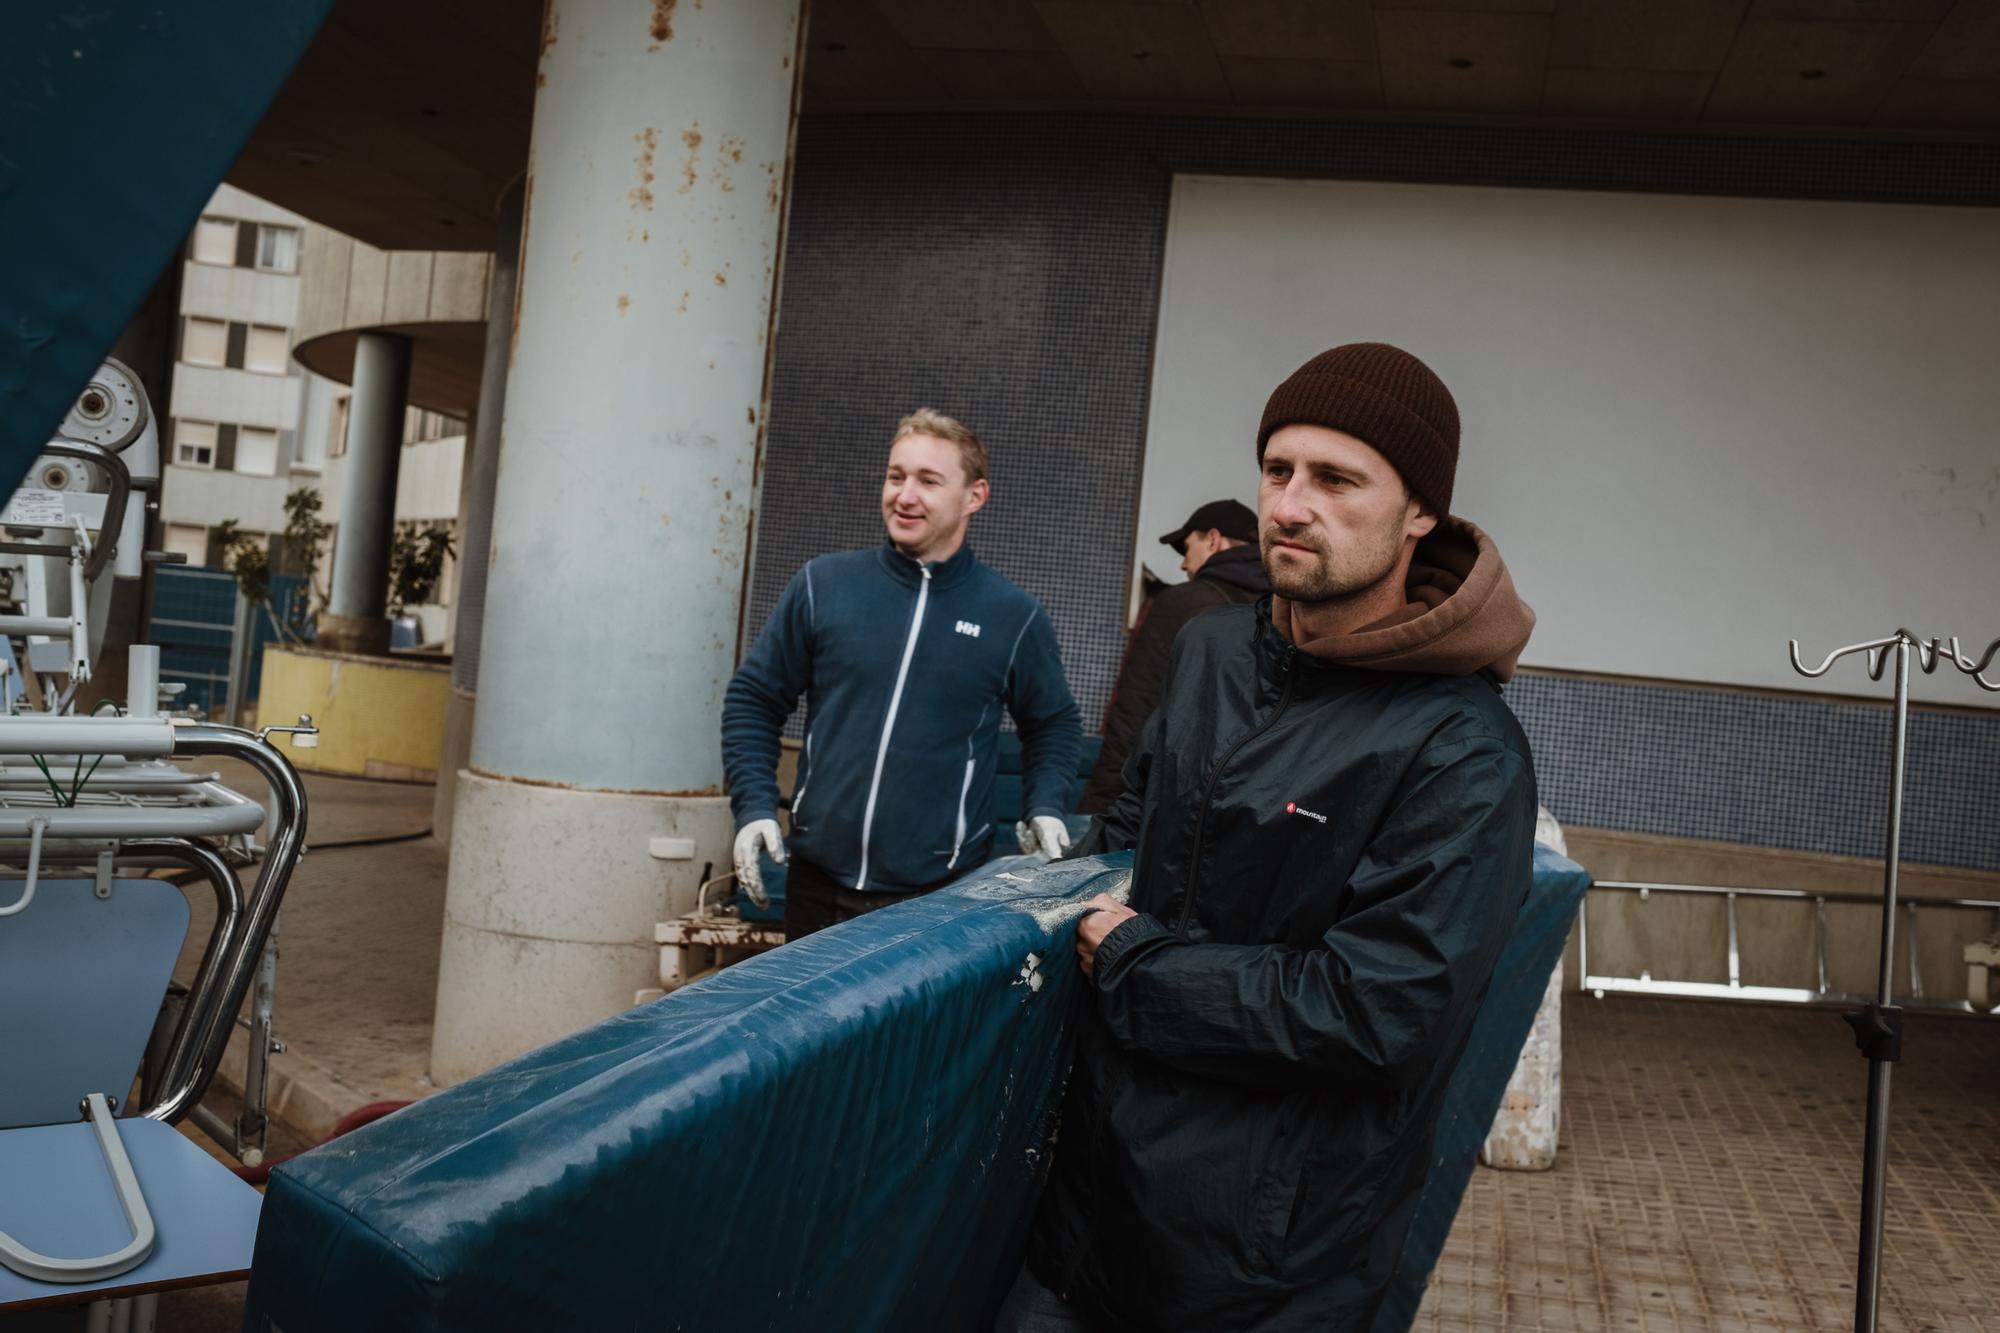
{"left": 1268, "top": 516, "right": 1535, "bottom": 681}
{"left": 1194, "top": 542, "right": 1272, "bottom": 595}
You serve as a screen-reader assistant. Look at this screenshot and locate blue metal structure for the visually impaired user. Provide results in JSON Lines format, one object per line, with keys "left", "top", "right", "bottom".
{"left": 0, "top": 1, "right": 332, "bottom": 492}
{"left": 151, "top": 567, "right": 308, "bottom": 718}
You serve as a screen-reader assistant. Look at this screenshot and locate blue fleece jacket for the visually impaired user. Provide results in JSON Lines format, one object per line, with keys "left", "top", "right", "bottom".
{"left": 722, "top": 541, "right": 1081, "bottom": 892}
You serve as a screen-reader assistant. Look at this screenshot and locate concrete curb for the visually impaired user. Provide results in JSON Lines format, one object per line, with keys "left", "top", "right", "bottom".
{"left": 211, "top": 1024, "right": 435, "bottom": 1146}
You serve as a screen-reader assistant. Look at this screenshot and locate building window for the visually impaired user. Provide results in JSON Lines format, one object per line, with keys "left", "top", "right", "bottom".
{"left": 328, "top": 393, "right": 350, "bottom": 459}
{"left": 162, "top": 523, "right": 209, "bottom": 568}
{"left": 236, "top": 426, "right": 280, "bottom": 477}
{"left": 245, "top": 324, "right": 290, "bottom": 375}
{"left": 175, "top": 420, "right": 217, "bottom": 469}
{"left": 256, "top": 225, "right": 300, "bottom": 274}
{"left": 402, "top": 408, "right": 468, "bottom": 446}
{"left": 192, "top": 216, "right": 237, "bottom": 266}
{"left": 183, "top": 316, "right": 228, "bottom": 368}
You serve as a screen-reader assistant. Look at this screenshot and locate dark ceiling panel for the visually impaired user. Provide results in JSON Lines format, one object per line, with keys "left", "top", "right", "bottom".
{"left": 1548, "top": 0, "right": 1748, "bottom": 74}
{"left": 1375, "top": 0, "right": 1555, "bottom": 12}
{"left": 229, "top": 0, "right": 540, "bottom": 250}
{"left": 1034, "top": 1, "right": 1235, "bottom": 104}
{"left": 1747, "top": 0, "right": 1955, "bottom": 20}
{"left": 1705, "top": 17, "right": 1936, "bottom": 125}
{"left": 1875, "top": 75, "right": 2000, "bottom": 131}
{"left": 1542, "top": 67, "right": 1716, "bottom": 120}
{"left": 1196, "top": 0, "right": 1375, "bottom": 63}
{"left": 925, "top": 48, "right": 1093, "bottom": 102}
{"left": 1910, "top": 0, "right": 2000, "bottom": 82}
{"left": 869, "top": 0, "right": 1057, "bottom": 51}
{"left": 1377, "top": 10, "right": 1554, "bottom": 113}
{"left": 226, "top": 0, "right": 1999, "bottom": 254}
{"left": 1220, "top": 56, "right": 1386, "bottom": 109}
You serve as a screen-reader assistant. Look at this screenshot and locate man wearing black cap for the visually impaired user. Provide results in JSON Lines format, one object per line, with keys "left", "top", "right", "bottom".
{"left": 1002, "top": 343, "right": 1539, "bottom": 1332}
{"left": 1079, "top": 499, "right": 1269, "bottom": 813}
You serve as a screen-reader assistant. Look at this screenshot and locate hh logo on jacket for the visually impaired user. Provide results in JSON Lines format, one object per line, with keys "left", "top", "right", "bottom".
{"left": 955, "top": 620, "right": 982, "bottom": 638}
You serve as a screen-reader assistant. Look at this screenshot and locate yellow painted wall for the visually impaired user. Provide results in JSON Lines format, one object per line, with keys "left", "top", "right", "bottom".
{"left": 256, "top": 646, "right": 451, "bottom": 780}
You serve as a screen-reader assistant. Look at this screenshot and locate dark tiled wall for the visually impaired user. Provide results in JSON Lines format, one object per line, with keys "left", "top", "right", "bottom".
{"left": 751, "top": 113, "right": 2000, "bottom": 871}
{"left": 752, "top": 118, "right": 1167, "bottom": 728}
{"left": 1507, "top": 672, "right": 1998, "bottom": 874}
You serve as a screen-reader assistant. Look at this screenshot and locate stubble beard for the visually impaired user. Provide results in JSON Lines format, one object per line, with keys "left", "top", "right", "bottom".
{"left": 1261, "top": 515, "right": 1407, "bottom": 605}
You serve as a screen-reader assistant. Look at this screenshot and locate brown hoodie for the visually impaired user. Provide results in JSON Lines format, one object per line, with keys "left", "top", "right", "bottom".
{"left": 1268, "top": 516, "right": 1536, "bottom": 681}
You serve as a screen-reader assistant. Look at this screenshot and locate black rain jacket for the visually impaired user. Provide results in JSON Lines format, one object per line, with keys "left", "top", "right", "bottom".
{"left": 1080, "top": 544, "right": 1271, "bottom": 813}
{"left": 1025, "top": 598, "right": 1537, "bottom": 1331}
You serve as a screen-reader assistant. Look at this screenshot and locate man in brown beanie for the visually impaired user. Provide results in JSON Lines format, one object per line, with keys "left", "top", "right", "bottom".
{"left": 1001, "top": 344, "right": 1539, "bottom": 1332}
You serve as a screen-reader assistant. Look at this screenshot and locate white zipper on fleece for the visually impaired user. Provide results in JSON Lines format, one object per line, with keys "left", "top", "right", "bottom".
{"left": 855, "top": 564, "right": 930, "bottom": 889}
{"left": 947, "top": 752, "right": 976, "bottom": 869}
{"left": 791, "top": 730, "right": 813, "bottom": 819}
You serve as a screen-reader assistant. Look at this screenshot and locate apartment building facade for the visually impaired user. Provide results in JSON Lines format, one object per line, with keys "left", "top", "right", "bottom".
{"left": 161, "top": 185, "right": 466, "bottom": 642}
{"left": 159, "top": 184, "right": 329, "bottom": 565}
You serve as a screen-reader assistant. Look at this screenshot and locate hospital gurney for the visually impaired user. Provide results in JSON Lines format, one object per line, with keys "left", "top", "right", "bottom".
{"left": 244, "top": 845, "right": 1590, "bottom": 1332}
{"left": 0, "top": 668, "right": 316, "bottom": 1325}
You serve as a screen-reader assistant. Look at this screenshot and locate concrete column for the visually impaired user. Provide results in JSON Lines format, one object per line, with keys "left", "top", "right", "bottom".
{"left": 434, "top": 177, "right": 525, "bottom": 845}
{"left": 322, "top": 331, "right": 411, "bottom": 655}
{"left": 430, "top": 0, "right": 805, "bottom": 1084}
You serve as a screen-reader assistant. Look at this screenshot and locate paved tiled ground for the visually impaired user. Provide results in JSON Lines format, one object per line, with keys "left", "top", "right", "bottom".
{"left": 1417, "top": 997, "right": 2000, "bottom": 1332}
{"left": 22, "top": 774, "right": 1994, "bottom": 1331}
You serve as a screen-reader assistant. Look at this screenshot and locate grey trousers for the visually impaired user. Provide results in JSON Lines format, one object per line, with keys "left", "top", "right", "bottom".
{"left": 993, "top": 1266, "right": 1104, "bottom": 1333}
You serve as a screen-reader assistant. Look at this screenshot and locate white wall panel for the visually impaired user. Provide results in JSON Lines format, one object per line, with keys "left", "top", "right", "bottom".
{"left": 1141, "top": 175, "right": 2000, "bottom": 708}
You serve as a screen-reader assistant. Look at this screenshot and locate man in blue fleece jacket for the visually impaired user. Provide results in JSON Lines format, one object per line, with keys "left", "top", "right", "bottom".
{"left": 721, "top": 409, "right": 1081, "bottom": 939}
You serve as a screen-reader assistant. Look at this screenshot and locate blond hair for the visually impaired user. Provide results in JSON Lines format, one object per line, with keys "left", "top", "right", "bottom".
{"left": 893, "top": 407, "right": 987, "bottom": 485}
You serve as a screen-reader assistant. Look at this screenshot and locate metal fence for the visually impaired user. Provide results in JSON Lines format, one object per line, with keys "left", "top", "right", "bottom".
{"left": 150, "top": 567, "right": 309, "bottom": 722}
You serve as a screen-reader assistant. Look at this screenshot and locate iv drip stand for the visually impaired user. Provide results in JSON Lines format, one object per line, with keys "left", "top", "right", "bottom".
{"left": 1788, "top": 630, "right": 1999, "bottom": 1333}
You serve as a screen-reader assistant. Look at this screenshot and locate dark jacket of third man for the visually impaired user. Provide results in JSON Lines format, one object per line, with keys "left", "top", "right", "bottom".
{"left": 1079, "top": 542, "right": 1269, "bottom": 813}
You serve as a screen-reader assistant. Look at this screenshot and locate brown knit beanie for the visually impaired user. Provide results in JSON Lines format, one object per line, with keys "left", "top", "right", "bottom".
{"left": 1257, "top": 343, "right": 1459, "bottom": 516}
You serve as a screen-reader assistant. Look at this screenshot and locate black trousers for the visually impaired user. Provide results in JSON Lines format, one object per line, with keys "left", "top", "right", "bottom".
{"left": 782, "top": 856, "right": 929, "bottom": 941}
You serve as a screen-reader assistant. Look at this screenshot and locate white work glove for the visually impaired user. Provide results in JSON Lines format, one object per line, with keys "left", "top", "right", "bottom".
{"left": 1016, "top": 815, "right": 1072, "bottom": 862}
{"left": 732, "top": 819, "right": 785, "bottom": 907}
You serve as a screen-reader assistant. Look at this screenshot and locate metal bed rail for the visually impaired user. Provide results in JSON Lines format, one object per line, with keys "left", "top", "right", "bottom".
{"left": 0, "top": 786, "right": 265, "bottom": 840}
{"left": 1579, "top": 879, "right": 2000, "bottom": 1014}
{"left": 0, "top": 722, "right": 310, "bottom": 1162}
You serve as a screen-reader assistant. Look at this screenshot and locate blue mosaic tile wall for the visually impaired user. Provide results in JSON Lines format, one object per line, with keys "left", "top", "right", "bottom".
{"left": 751, "top": 113, "right": 2000, "bottom": 871}
{"left": 1506, "top": 673, "right": 1999, "bottom": 874}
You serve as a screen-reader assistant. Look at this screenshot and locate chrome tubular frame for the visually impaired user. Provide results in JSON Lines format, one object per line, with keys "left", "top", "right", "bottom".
{"left": 138, "top": 726, "right": 309, "bottom": 1156}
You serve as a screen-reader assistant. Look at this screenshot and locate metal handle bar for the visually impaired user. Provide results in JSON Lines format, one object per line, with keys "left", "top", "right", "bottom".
{"left": 0, "top": 818, "right": 46, "bottom": 916}
{"left": 0, "top": 1094, "right": 155, "bottom": 1283}
{"left": 140, "top": 725, "right": 308, "bottom": 1130}
{"left": 0, "top": 795, "right": 263, "bottom": 841}
{"left": 122, "top": 838, "right": 245, "bottom": 1124}
{"left": 0, "top": 717, "right": 176, "bottom": 757}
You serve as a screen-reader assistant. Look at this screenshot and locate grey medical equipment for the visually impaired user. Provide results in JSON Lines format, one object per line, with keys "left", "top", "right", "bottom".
{"left": 0, "top": 719, "right": 311, "bottom": 1325}
{"left": 1787, "top": 629, "right": 1999, "bottom": 1333}
{"left": 0, "top": 361, "right": 317, "bottom": 1324}
{"left": 0, "top": 358, "right": 161, "bottom": 707}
